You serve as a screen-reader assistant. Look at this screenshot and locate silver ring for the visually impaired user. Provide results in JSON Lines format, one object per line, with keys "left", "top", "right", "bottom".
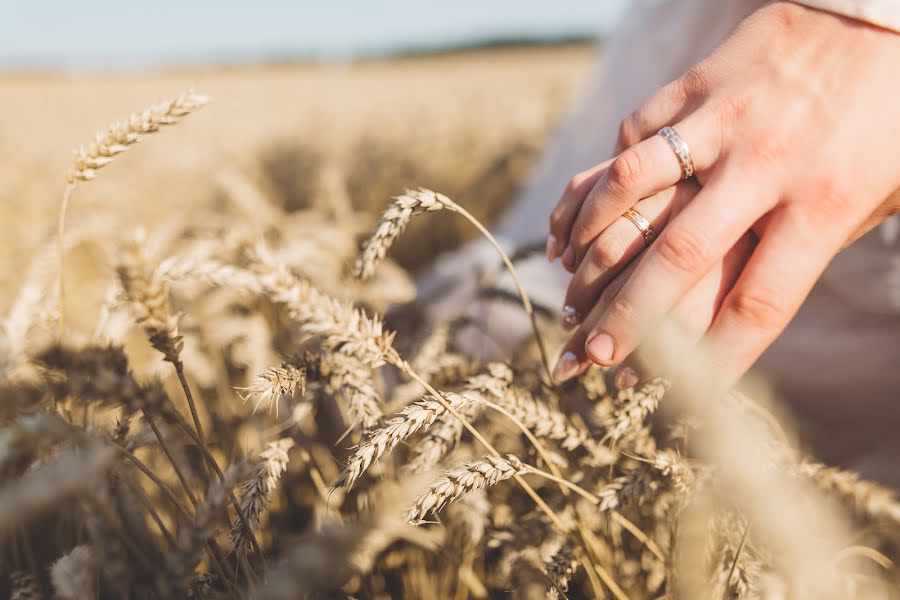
{"left": 622, "top": 208, "right": 656, "bottom": 246}
{"left": 658, "top": 126, "right": 695, "bottom": 179}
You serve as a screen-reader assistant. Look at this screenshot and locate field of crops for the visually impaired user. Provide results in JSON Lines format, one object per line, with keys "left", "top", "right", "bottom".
{"left": 0, "top": 47, "right": 898, "bottom": 599}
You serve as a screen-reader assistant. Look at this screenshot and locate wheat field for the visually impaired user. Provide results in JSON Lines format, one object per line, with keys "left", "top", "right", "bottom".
{"left": 0, "top": 46, "right": 898, "bottom": 599}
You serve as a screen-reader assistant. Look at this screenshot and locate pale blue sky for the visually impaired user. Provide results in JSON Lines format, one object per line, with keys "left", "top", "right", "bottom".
{"left": 0, "top": 0, "right": 629, "bottom": 71}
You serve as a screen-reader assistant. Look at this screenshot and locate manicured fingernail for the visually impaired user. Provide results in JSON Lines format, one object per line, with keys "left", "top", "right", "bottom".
{"left": 614, "top": 366, "right": 639, "bottom": 390}
{"left": 560, "top": 305, "right": 581, "bottom": 330}
{"left": 552, "top": 351, "right": 580, "bottom": 382}
{"left": 586, "top": 333, "right": 615, "bottom": 364}
{"left": 562, "top": 246, "right": 575, "bottom": 272}
{"left": 546, "top": 234, "right": 558, "bottom": 261}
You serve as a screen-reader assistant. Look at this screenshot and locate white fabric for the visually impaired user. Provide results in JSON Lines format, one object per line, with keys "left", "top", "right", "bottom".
{"left": 421, "top": 0, "right": 900, "bottom": 482}
{"left": 792, "top": 0, "right": 900, "bottom": 32}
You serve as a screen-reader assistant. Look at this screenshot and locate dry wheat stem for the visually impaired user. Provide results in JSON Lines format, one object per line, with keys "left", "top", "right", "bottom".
{"left": 723, "top": 523, "right": 752, "bottom": 600}
{"left": 123, "top": 473, "right": 178, "bottom": 553}
{"left": 56, "top": 90, "right": 207, "bottom": 334}
{"left": 117, "top": 241, "right": 265, "bottom": 558}
{"left": 166, "top": 407, "right": 267, "bottom": 561}
{"left": 142, "top": 410, "right": 200, "bottom": 509}
{"left": 475, "top": 393, "right": 632, "bottom": 574}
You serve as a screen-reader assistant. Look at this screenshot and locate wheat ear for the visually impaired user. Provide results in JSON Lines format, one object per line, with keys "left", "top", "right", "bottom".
{"left": 230, "top": 438, "right": 294, "bottom": 556}
{"left": 57, "top": 90, "right": 207, "bottom": 334}
{"left": 335, "top": 392, "right": 479, "bottom": 488}
{"left": 605, "top": 377, "right": 670, "bottom": 443}
{"left": 50, "top": 545, "right": 97, "bottom": 600}
{"left": 405, "top": 363, "right": 512, "bottom": 472}
{"left": 358, "top": 188, "right": 552, "bottom": 380}
{"left": 10, "top": 570, "right": 41, "bottom": 600}
{"left": 795, "top": 459, "right": 900, "bottom": 527}
{"left": 239, "top": 357, "right": 311, "bottom": 416}
{"left": 405, "top": 454, "right": 531, "bottom": 523}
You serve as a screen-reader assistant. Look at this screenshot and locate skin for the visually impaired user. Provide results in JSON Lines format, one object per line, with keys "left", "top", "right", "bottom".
{"left": 547, "top": 1, "right": 900, "bottom": 385}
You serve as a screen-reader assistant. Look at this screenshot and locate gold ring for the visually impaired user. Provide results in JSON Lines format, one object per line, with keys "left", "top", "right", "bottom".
{"left": 622, "top": 208, "right": 656, "bottom": 245}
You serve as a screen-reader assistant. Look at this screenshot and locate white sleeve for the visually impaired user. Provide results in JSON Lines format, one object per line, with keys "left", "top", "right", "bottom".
{"left": 790, "top": 0, "right": 900, "bottom": 32}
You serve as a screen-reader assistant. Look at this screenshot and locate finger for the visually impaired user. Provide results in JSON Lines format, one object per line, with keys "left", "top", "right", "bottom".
{"left": 564, "top": 110, "right": 721, "bottom": 272}
{"left": 703, "top": 212, "right": 836, "bottom": 386}
{"left": 582, "top": 166, "right": 774, "bottom": 367}
{"left": 553, "top": 259, "right": 637, "bottom": 382}
{"left": 610, "top": 231, "right": 757, "bottom": 388}
{"left": 614, "top": 78, "right": 697, "bottom": 153}
{"left": 561, "top": 180, "right": 700, "bottom": 330}
{"left": 547, "top": 161, "right": 611, "bottom": 261}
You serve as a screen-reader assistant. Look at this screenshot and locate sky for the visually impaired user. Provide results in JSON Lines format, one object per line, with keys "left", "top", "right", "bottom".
{"left": 0, "top": 0, "right": 630, "bottom": 71}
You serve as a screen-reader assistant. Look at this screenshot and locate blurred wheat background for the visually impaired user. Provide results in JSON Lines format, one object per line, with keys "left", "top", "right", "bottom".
{"left": 0, "top": 44, "right": 591, "bottom": 314}
{"left": 1, "top": 3, "right": 898, "bottom": 599}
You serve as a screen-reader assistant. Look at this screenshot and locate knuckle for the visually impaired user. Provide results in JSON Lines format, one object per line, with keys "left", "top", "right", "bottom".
{"left": 591, "top": 237, "right": 625, "bottom": 270}
{"left": 714, "top": 94, "right": 750, "bottom": 124}
{"left": 563, "top": 175, "right": 582, "bottom": 197}
{"left": 617, "top": 111, "right": 645, "bottom": 149}
{"left": 608, "top": 150, "right": 643, "bottom": 192}
{"left": 569, "top": 219, "right": 596, "bottom": 250}
{"left": 727, "top": 287, "right": 787, "bottom": 328}
{"left": 746, "top": 133, "right": 788, "bottom": 167}
{"left": 678, "top": 65, "right": 712, "bottom": 97}
{"left": 656, "top": 226, "right": 710, "bottom": 273}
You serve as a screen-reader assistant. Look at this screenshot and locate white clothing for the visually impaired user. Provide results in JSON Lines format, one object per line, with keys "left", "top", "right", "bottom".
{"left": 423, "top": 0, "right": 900, "bottom": 481}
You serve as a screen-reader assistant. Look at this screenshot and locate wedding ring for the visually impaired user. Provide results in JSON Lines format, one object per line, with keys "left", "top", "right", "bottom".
{"left": 622, "top": 208, "right": 656, "bottom": 246}
{"left": 657, "top": 126, "right": 695, "bottom": 179}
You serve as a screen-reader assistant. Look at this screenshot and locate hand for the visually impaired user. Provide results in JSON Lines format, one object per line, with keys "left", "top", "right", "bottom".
{"left": 548, "top": 2, "right": 900, "bottom": 385}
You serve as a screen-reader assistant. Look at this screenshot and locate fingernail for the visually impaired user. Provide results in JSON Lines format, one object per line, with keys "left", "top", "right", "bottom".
{"left": 545, "top": 234, "right": 558, "bottom": 261}
{"left": 614, "top": 366, "right": 639, "bottom": 390}
{"left": 552, "top": 351, "right": 580, "bottom": 382}
{"left": 560, "top": 305, "right": 581, "bottom": 330}
{"left": 586, "top": 333, "right": 615, "bottom": 364}
{"left": 562, "top": 246, "right": 575, "bottom": 272}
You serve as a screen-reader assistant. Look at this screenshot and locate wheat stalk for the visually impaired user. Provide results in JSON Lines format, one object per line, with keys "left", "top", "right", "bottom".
{"left": 597, "top": 465, "right": 659, "bottom": 512}
{"left": 230, "top": 438, "right": 294, "bottom": 556}
{"left": 320, "top": 352, "right": 383, "bottom": 431}
{"left": 405, "top": 364, "right": 512, "bottom": 472}
{"left": 56, "top": 90, "right": 207, "bottom": 333}
{"left": 356, "top": 188, "right": 450, "bottom": 279}
{"left": 795, "top": 459, "right": 900, "bottom": 527}
{"left": 605, "top": 378, "right": 670, "bottom": 443}
{"left": 116, "top": 231, "right": 184, "bottom": 366}
{"left": 358, "top": 188, "right": 552, "bottom": 379}
{"left": 253, "top": 250, "right": 399, "bottom": 368}
{"left": 10, "top": 570, "right": 41, "bottom": 600}
{"left": 239, "top": 357, "right": 311, "bottom": 416}
{"left": 494, "top": 385, "right": 593, "bottom": 452}
{"left": 335, "top": 392, "right": 479, "bottom": 488}
{"left": 405, "top": 454, "right": 531, "bottom": 524}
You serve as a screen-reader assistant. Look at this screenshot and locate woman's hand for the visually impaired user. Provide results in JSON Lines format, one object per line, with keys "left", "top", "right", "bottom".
{"left": 547, "top": 1, "right": 900, "bottom": 385}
